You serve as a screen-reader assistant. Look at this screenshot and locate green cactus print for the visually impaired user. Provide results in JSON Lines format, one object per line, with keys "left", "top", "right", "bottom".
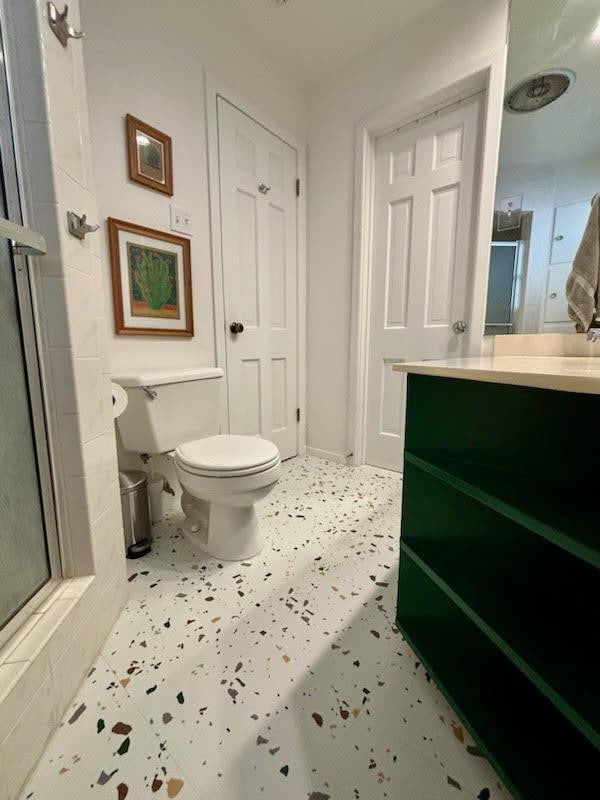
{"left": 127, "top": 243, "right": 179, "bottom": 318}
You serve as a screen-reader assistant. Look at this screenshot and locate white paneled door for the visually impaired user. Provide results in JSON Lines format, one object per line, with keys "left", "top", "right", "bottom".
{"left": 218, "top": 98, "right": 298, "bottom": 459}
{"left": 365, "top": 97, "right": 483, "bottom": 470}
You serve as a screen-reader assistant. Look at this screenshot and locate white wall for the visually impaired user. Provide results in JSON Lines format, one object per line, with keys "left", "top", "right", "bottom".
{"left": 0, "top": 2, "right": 125, "bottom": 796}
{"left": 80, "top": 0, "right": 307, "bottom": 375}
{"left": 306, "top": 0, "right": 509, "bottom": 459}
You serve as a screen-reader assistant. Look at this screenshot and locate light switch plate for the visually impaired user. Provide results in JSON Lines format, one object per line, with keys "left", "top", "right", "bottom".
{"left": 170, "top": 205, "right": 193, "bottom": 235}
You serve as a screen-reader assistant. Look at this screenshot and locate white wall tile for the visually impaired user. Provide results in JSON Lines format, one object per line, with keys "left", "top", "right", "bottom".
{"left": 50, "top": 574, "right": 126, "bottom": 715}
{"left": 7, "top": 10, "right": 47, "bottom": 122}
{"left": 65, "top": 267, "right": 98, "bottom": 357}
{"left": 0, "top": 647, "right": 50, "bottom": 742}
{"left": 44, "top": 597, "right": 84, "bottom": 667}
{"left": 0, "top": 675, "right": 56, "bottom": 800}
{"left": 63, "top": 476, "right": 94, "bottom": 574}
{"left": 22, "top": 121, "right": 57, "bottom": 203}
{"left": 81, "top": 432, "right": 118, "bottom": 523}
{"left": 48, "top": 348, "right": 77, "bottom": 414}
{"left": 0, "top": 655, "right": 49, "bottom": 744}
{"left": 0, "top": 2, "right": 127, "bottom": 794}
{"left": 73, "top": 357, "right": 106, "bottom": 441}
{"left": 40, "top": 277, "right": 71, "bottom": 348}
{"left": 0, "top": 614, "right": 44, "bottom": 663}
{"left": 91, "top": 501, "right": 125, "bottom": 579}
{"left": 44, "top": 48, "right": 86, "bottom": 186}
{"left": 96, "top": 316, "right": 111, "bottom": 374}
{"left": 30, "top": 202, "right": 63, "bottom": 276}
{"left": 56, "top": 414, "right": 85, "bottom": 476}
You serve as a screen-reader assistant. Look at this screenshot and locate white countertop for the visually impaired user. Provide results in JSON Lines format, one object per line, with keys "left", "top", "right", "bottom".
{"left": 393, "top": 356, "right": 600, "bottom": 394}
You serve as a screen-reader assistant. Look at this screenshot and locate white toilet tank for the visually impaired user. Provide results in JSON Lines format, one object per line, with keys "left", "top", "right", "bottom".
{"left": 112, "top": 367, "right": 223, "bottom": 453}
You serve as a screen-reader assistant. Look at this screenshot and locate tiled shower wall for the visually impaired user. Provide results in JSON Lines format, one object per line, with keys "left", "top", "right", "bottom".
{"left": 0, "top": 2, "right": 126, "bottom": 797}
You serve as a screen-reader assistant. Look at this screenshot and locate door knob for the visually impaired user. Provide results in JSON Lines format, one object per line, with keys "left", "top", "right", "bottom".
{"left": 452, "top": 320, "right": 468, "bottom": 334}
{"left": 230, "top": 322, "right": 244, "bottom": 334}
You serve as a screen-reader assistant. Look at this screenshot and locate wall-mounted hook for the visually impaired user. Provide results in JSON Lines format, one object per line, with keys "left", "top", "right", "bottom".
{"left": 67, "top": 211, "right": 99, "bottom": 240}
{"left": 47, "top": 3, "right": 84, "bottom": 47}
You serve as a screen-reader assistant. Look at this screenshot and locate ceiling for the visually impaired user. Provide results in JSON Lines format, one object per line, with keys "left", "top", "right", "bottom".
{"left": 209, "top": 0, "right": 447, "bottom": 87}
{"left": 499, "top": 0, "right": 600, "bottom": 167}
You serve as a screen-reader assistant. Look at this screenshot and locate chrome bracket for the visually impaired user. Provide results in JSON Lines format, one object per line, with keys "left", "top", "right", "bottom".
{"left": 47, "top": 3, "right": 84, "bottom": 47}
{"left": 0, "top": 217, "right": 47, "bottom": 256}
{"left": 67, "top": 211, "right": 100, "bottom": 240}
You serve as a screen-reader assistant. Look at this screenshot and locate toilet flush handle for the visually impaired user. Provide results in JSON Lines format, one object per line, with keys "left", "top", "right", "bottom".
{"left": 230, "top": 322, "right": 244, "bottom": 334}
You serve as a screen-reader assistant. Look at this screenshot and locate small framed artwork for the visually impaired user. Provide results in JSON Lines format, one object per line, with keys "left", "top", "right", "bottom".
{"left": 497, "top": 194, "right": 523, "bottom": 231}
{"left": 108, "top": 218, "right": 193, "bottom": 337}
{"left": 126, "top": 114, "right": 173, "bottom": 195}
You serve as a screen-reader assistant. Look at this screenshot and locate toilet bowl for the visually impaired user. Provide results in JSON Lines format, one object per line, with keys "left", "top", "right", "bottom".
{"left": 175, "top": 434, "right": 281, "bottom": 560}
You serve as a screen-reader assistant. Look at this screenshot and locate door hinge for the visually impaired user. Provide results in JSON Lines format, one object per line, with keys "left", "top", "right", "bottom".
{"left": 295, "top": 178, "right": 300, "bottom": 197}
{"left": 296, "top": 407, "right": 301, "bottom": 423}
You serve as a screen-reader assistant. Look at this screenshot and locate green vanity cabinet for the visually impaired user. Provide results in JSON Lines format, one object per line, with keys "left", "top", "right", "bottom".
{"left": 396, "top": 374, "right": 599, "bottom": 799}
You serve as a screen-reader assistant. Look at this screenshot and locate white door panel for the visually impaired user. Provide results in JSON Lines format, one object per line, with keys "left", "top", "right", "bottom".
{"left": 542, "top": 198, "right": 592, "bottom": 327}
{"left": 366, "top": 98, "right": 483, "bottom": 470}
{"left": 218, "top": 99, "right": 298, "bottom": 459}
{"left": 550, "top": 199, "right": 590, "bottom": 265}
{"left": 543, "top": 262, "right": 572, "bottom": 324}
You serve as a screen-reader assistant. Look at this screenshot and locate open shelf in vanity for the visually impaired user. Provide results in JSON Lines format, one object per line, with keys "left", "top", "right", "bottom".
{"left": 395, "top": 372, "right": 600, "bottom": 800}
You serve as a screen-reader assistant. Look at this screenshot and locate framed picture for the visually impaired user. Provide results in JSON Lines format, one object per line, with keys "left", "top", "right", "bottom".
{"left": 497, "top": 194, "right": 523, "bottom": 232}
{"left": 126, "top": 114, "right": 173, "bottom": 195}
{"left": 108, "top": 218, "right": 193, "bottom": 337}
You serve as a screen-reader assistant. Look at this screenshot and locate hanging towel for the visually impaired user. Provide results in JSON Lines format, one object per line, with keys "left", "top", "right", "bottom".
{"left": 566, "top": 195, "right": 600, "bottom": 332}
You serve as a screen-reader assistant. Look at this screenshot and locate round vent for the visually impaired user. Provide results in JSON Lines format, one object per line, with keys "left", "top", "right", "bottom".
{"left": 505, "top": 70, "right": 575, "bottom": 113}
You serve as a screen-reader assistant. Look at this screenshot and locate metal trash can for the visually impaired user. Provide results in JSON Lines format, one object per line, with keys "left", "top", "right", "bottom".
{"left": 119, "top": 470, "right": 152, "bottom": 558}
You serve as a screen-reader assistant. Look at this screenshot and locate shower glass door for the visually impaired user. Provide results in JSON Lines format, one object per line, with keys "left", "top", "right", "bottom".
{"left": 0, "top": 21, "right": 60, "bottom": 648}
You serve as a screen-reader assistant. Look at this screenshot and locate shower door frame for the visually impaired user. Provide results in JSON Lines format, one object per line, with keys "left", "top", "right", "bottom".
{"left": 0, "top": 24, "right": 62, "bottom": 650}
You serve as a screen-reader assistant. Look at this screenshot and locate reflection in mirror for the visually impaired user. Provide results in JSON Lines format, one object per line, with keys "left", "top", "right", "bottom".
{"left": 485, "top": 0, "right": 600, "bottom": 336}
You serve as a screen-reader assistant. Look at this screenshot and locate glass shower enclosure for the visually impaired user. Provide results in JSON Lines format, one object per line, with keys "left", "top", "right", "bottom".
{"left": 0, "top": 21, "right": 61, "bottom": 648}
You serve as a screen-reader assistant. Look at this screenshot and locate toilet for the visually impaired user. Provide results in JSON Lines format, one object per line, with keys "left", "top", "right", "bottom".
{"left": 112, "top": 368, "right": 281, "bottom": 560}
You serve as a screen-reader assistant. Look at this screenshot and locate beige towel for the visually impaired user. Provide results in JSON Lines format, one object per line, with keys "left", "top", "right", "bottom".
{"left": 566, "top": 195, "right": 600, "bottom": 332}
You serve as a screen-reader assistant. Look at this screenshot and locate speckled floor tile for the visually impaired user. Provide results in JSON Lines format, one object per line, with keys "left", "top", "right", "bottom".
{"left": 20, "top": 456, "right": 509, "bottom": 800}
{"left": 20, "top": 659, "right": 198, "bottom": 800}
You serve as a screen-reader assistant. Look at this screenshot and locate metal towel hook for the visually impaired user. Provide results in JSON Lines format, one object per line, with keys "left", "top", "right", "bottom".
{"left": 47, "top": 3, "right": 84, "bottom": 47}
{"left": 67, "top": 211, "right": 100, "bottom": 240}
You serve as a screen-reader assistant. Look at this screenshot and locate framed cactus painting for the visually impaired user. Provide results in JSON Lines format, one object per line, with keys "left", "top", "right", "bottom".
{"left": 108, "top": 218, "right": 193, "bottom": 336}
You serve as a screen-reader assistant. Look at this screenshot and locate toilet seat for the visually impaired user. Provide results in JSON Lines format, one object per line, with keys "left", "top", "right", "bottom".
{"left": 175, "top": 434, "right": 280, "bottom": 478}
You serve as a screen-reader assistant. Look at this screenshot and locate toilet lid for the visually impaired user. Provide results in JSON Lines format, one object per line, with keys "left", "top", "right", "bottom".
{"left": 176, "top": 435, "right": 280, "bottom": 477}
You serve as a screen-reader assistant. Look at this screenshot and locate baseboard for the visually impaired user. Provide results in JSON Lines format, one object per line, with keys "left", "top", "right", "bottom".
{"left": 305, "top": 447, "right": 350, "bottom": 465}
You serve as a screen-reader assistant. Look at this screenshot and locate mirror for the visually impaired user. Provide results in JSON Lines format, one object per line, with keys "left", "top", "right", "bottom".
{"left": 485, "top": 0, "right": 600, "bottom": 336}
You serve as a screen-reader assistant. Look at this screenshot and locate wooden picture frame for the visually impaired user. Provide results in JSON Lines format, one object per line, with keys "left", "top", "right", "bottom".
{"left": 126, "top": 114, "right": 173, "bottom": 195}
{"left": 108, "top": 218, "right": 193, "bottom": 337}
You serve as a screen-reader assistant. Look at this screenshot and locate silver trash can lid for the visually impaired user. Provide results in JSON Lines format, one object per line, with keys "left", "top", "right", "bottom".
{"left": 119, "top": 470, "right": 148, "bottom": 494}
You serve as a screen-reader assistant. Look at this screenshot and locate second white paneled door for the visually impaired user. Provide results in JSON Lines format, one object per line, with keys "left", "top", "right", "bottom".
{"left": 218, "top": 98, "right": 298, "bottom": 460}
{"left": 365, "top": 97, "right": 483, "bottom": 471}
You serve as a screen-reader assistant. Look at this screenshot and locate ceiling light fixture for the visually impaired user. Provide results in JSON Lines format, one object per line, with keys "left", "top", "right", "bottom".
{"left": 505, "top": 69, "right": 575, "bottom": 113}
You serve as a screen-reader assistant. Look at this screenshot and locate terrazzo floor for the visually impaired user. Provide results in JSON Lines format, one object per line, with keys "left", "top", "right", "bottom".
{"left": 21, "top": 456, "right": 509, "bottom": 800}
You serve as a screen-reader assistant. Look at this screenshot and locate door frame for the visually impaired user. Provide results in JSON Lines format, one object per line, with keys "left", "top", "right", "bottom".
{"left": 348, "top": 49, "right": 507, "bottom": 466}
{"left": 205, "top": 72, "right": 307, "bottom": 456}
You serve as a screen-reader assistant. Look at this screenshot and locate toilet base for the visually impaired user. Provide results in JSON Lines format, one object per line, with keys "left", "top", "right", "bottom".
{"left": 180, "top": 490, "right": 264, "bottom": 561}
